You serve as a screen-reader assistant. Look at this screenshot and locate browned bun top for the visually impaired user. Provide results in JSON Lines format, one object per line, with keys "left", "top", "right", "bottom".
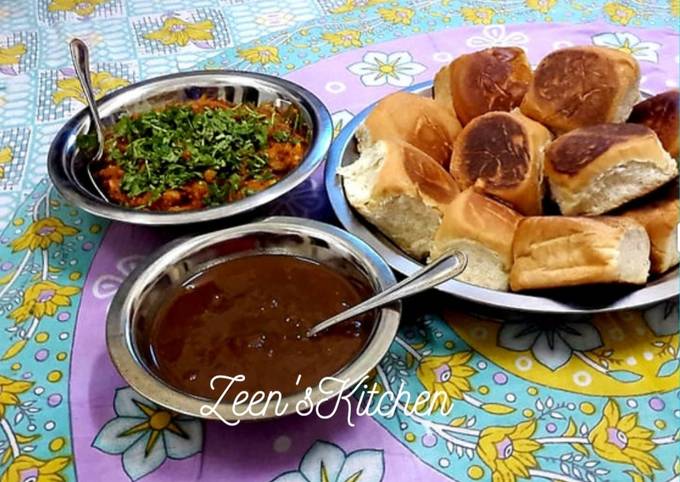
{"left": 400, "top": 142, "right": 459, "bottom": 205}
{"left": 521, "top": 46, "right": 639, "bottom": 132}
{"left": 628, "top": 89, "right": 679, "bottom": 157}
{"left": 364, "top": 92, "right": 461, "bottom": 167}
{"left": 546, "top": 123, "right": 654, "bottom": 175}
{"left": 448, "top": 47, "right": 532, "bottom": 125}
{"left": 437, "top": 188, "right": 522, "bottom": 265}
{"left": 452, "top": 111, "right": 530, "bottom": 189}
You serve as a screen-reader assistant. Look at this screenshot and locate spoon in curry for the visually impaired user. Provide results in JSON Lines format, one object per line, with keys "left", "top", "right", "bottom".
{"left": 69, "top": 38, "right": 110, "bottom": 202}
{"left": 307, "top": 251, "right": 467, "bottom": 337}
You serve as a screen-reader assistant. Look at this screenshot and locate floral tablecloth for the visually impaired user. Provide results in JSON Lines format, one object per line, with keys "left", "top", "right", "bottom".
{"left": 0, "top": 1, "right": 679, "bottom": 481}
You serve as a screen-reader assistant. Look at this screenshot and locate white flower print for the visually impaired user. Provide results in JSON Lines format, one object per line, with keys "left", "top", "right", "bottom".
{"left": 592, "top": 32, "right": 661, "bottom": 63}
{"left": 272, "top": 440, "right": 384, "bottom": 482}
{"left": 93, "top": 387, "right": 203, "bottom": 481}
{"left": 498, "top": 319, "right": 603, "bottom": 371}
{"left": 92, "top": 255, "right": 144, "bottom": 299}
{"left": 643, "top": 300, "right": 678, "bottom": 337}
{"left": 348, "top": 51, "right": 426, "bottom": 87}
{"left": 466, "top": 25, "right": 529, "bottom": 49}
{"left": 552, "top": 40, "right": 574, "bottom": 50}
{"left": 331, "top": 109, "right": 354, "bottom": 138}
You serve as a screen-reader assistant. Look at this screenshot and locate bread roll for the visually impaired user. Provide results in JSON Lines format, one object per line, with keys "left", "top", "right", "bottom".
{"left": 510, "top": 216, "right": 651, "bottom": 291}
{"left": 544, "top": 123, "right": 678, "bottom": 215}
{"left": 628, "top": 89, "right": 679, "bottom": 158}
{"left": 430, "top": 188, "right": 522, "bottom": 290}
{"left": 340, "top": 140, "right": 459, "bottom": 258}
{"left": 434, "top": 47, "right": 532, "bottom": 126}
{"left": 620, "top": 182, "right": 679, "bottom": 273}
{"left": 449, "top": 109, "right": 552, "bottom": 215}
{"left": 356, "top": 92, "right": 461, "bottom": 169}
{"left": 520, "top": 46, "right": 640, "bottom": 134}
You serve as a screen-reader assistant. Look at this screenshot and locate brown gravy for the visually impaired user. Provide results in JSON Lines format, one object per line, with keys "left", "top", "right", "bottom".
{"left": 144, "top": 254, "right": 373, "bottom": 400}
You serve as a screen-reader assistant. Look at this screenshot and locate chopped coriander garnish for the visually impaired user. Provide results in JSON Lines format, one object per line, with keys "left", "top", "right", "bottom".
{"left": 85, "top": 100, "right": 308, "bottom": 210}
{"left": 272, "top": 130, "right": 291, "bottom": 142}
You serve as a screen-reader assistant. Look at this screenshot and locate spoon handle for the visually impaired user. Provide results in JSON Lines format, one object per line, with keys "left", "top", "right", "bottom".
{"left": 69, "top": 38, "right": 105, "bottom": 161}
{"left": 307, "top": 251, "right": 467, "bottom": 336}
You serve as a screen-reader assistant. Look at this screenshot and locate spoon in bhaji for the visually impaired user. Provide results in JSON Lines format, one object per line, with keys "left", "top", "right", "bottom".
{"left": 69, "top": 38, "right": 110, "bottom": 203}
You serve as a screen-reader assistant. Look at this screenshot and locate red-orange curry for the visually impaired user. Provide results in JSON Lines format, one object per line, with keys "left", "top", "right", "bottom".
{"left": 78, "top": 97, "right": 308, "bottom": 211}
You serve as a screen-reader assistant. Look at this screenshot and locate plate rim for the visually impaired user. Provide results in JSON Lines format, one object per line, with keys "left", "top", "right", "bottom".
{"left": 324, "top": 80, "right": 678, "bottom": 314}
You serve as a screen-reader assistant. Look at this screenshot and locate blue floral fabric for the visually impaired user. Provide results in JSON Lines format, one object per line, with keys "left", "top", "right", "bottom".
{"left": 0, "top": 1, "right": 678, "bottom": 481}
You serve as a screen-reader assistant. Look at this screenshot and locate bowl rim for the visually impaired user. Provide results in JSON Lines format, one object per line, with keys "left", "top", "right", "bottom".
{"left": 325, "top": 80, "right": 679, "bottom": 314}
{"left": 48, "top": 70, "right": 333, "bottom": 225}
{"left": 106, "top": 216, "right": 401, "bottom": 421}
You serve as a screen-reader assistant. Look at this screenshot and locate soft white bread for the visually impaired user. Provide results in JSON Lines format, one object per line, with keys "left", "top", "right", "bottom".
{"left": 340, "top": 140, "right": 459, "bottom": 258}
{"left": 620, "top": 182, "right": 679, "bottom": 273}
{"left": 520, "top": 46, "right": 640, "bottom": 134}
{"left": 356, "top": 92, "right": 461, "bottom": 169}
{"left": 510, "top": 216, "right": 651, "bottom": 291}
{"left": 449, "top": 109, "right": 553, "bottom": 215}
{"left": 430, "top": 188, "right": 522, "bottom": 291}
{"left": 628, "top": 89, "right": 679, "bottom": 158}
{"left": 544, "top": 123, "right": 678, "bottom": 215}
{"left": 434, "top": 47, "right": 532, "bottom": 126}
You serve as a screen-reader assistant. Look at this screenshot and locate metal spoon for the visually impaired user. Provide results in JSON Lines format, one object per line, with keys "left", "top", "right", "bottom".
{"left": 69, "top": 38, "right": 110, "bottom": 202}
{"left": 307, "top": 251, "right": 467, "bottom": 337}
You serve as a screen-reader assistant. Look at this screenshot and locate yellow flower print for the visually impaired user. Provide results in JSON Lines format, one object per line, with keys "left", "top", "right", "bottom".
{"left": 321, "top": 30, "right": 363, "bottom": 49}
{"left": 0, "top": 147, "right": 12, "bottom": 179}
{"left": 0, "top": 147, "right": 11, "bottom": 163}
{"left": 526, "top": 0, "right": 557, "bottom": 14}
{"left": 378, "top": 7, "right": 414, "bottom": 25}
{"left": 604, "top": 2, "right": 636, "bottom": 25}
{"left": 477, "top": 420, "right": 542, "bottom": 482}
{"left": 0, "top": 44, "right": 26, "bottom": 66}
{"left": 588, "top": 400, "right": 661, "bottom": 476}
{"left": 11, "top": 217, "right": 79, "bottom": 252}
{"left": 0, "top": 375, "right": 32, "bottom": 418}
{"left": 9, "top": 281, "right": 80, "bottom": 324}
{"left": 331, "top": 0, "right": 387, "bottom": 14}
{"left": 415, "top": 352, "right": 475, "bottom": 411}
{"left": 48, "top": 0, "right": 109, "bottom": 17}
{"left": 144, "top": 17, "right": 214, "bottom": 47}
{"left": 116, "top": 399, "right": 189, "bottom": 456}
{"left": 238, "top": 46, "right": 281, "bottom": 65}
{"left": 52, "top": 71, "right": 129, "bottom": 105}
{"left": 460, "top": 7, "right": 495, "bottom": 25}
{"left": 0, "top": 455, "right": 71, "bottom": 482}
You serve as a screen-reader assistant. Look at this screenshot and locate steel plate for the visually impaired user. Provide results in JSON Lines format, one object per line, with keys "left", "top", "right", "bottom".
{"left": 325, "top": 81, "right": 678, "bottom": 314}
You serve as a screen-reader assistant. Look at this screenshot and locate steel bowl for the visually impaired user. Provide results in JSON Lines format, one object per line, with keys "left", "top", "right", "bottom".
{"left": 106, "top": 216, "right": 400, "bottom": 421}
{"left": 48, "top": 71, "right": 333, "bottom": 225}
{"left": 326, "top": 81, "right": 679, "bottom": 314}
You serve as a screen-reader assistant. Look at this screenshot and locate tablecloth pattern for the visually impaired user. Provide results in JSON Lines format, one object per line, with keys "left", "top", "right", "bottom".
{"left": 0, "top": 1, "right": 679, "bottom": 481}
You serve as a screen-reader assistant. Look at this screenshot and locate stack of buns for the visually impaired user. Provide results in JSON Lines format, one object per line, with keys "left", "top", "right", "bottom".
{"left": 341, "top": 45, "right": 679, "bottom": 292}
